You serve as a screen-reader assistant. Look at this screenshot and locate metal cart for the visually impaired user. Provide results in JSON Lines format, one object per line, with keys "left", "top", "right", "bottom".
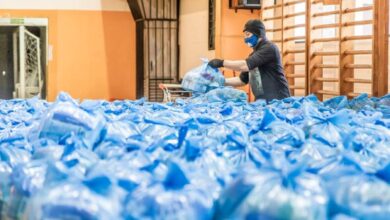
{"left": 159, "top": 83, "right": 192, "bottom": 102}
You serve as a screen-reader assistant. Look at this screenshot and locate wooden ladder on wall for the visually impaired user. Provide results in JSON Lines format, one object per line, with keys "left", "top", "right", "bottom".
{"left": 262, "top": 0, "right": 389, "bottom": 100}
{"left": 263, "top": 0, "right": 308, "bottom": 96}
{"left": 310, "top": 0, "right": 374, "bottom": 100}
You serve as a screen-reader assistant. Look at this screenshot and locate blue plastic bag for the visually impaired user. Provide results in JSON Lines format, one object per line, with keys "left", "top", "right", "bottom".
{"left": 204, "top": 87, "right": 248, "bottom": 103}
{"left": 123, "top": 162, "right": 215, "bottom": 220}
{"left": 86, "top": 159, "right": 152, "bottom": 194}
{"left": 37, "top": 99, "right": 106, "bottom": 149}
{"left": 325, "top": 171, "right": 390, "bottom": 220}
{"left": 302, "top": 106, "right": 351, "bottom": 148}
{"left": 2, "top": 91, "right": 390, "bottom": 220}
{"left": 0, "top": 162, "right": 12, "bottom": 217}
{"left": 342, "top": 124, "right": 390, "bottom": 175}
{"left": 0, "top": 146, "right": 31, "bottom": 168}
{"left": 324, "top": 96, "right": 349, "bottom": 110}
{"left": 26, "top": 180, "right": 123, "bottom": 220}
{"left": 348, "top": 93, "right": 375, "bottom": 111}
{"left": 214, "top": 160, "right": 329, "bottom": 220}
{"left": 181, "top": 60, "right": 225, "bottom": 93}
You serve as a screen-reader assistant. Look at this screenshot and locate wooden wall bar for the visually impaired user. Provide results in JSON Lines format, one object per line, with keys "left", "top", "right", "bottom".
{"left": 309, "top": 0, "right": 340, "bottom": 100}
{"left": 339, "top": 0, "right": 356, "bottom": 99}
{"left": 261, "top": 0, "right": 388, "bottom": 100}
{"left": 373, "top": 0, "right": 389, "bottom": 97}
{"left": 263, "top": 0, "right": 308, "bottom": 96}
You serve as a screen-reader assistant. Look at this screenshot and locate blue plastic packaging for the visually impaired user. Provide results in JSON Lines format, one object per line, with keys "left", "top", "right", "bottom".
{"left": 203, "top": 87, "right": 248, "bottom": 103}
{"left": 181, "top": 60, "right": 225, "bottom": 93}
{"left": 0, "top": 162, "right": 12, "bottom": 217}
{"left": 37, "top": 99, "right": 105, "bottom": 149}
{"left": 26, "top": 180, "right": 123, "bottom": 220}
{"left": 1, "top": 92, "right": 390, "bottom": 220}
{"left": 215, "top": 160, "right": 329, "bottom": 220}
{"left": 123, "top": 162, "right": 215, "bottom": 220}
{"left": 325, "top": 172, "right": 390, "bottom": 220}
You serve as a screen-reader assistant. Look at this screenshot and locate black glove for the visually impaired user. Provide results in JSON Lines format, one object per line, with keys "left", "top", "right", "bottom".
{"left": 208, "top": 59, "right": 224, "bottom": 69}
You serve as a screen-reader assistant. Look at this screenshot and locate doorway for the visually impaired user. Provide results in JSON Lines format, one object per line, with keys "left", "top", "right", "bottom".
{"left": 0, "top": 18, "right": 48, "bottom": 99}
{"left": 128, "top": 0, "right": 180, "bottom": 102}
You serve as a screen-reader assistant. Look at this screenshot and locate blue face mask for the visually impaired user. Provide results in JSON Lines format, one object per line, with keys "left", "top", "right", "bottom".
{"left": 244, "top": 35, "right": 259, "bottom": 48}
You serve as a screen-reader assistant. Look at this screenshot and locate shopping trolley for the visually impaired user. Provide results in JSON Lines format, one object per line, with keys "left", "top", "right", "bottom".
{"left": 159, "top": 83, "right": 192, "bottom": 103}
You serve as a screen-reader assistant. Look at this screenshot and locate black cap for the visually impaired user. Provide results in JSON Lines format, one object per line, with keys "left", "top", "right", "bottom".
{"left": 243, "top": 19, "right": 266, "bottom": 38}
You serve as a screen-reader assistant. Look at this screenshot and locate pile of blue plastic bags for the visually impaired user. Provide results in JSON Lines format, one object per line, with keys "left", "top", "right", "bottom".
{"left": 0, "top": 90, "right": 389, "bottom": 219}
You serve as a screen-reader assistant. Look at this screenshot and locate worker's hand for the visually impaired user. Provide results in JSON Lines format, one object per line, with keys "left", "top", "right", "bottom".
{"left": 208, "top": 59, "right": 224, "bottom": 69}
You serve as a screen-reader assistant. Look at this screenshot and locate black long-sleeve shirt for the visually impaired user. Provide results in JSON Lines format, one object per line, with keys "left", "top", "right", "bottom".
{"left": 239, "top": 39, "right": 290, "bottom": 102}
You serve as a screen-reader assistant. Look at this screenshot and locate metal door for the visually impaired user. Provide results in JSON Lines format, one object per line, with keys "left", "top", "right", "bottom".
{"left": 16, "top": 26, "right": 43, "bottom": 98}
{"left": 128, "top": 0, "right": 179, "bottom": 102}
{"left": 0, "top": 27, "right": 15, "bottom": 99}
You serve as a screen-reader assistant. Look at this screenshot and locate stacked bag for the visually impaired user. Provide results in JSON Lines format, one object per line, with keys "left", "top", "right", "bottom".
{"left": 181, "top": 60, "right": 248, "bottom": 103}
{"left": 0, "top": 91, "right": 389, "bottom": 219}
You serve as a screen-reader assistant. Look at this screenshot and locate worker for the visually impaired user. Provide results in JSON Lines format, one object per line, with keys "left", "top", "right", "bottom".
{"left": 208, "top": 19, "right": 291, "bottom": 102}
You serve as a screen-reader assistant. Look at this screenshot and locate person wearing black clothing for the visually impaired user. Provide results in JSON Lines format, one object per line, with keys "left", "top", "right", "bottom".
{"left": 208, "top": 19, "right": 290, "bottom": 102}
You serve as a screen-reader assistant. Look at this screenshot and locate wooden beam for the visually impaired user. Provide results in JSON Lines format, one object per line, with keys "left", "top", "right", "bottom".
{"left": 312, "top": 10, "right": 339, "bottom": 17}
{"left": 339, "top": 0, "right": 354, "bottom": 98}
{"left": 348, "top": 92, "right": 372, "bottom": 98}
{"left": 264, "top": 16, "right": 283, "bottom": 21}
{"left": 343, "top": 20, "right": 372, "bottom": 27}
{"left": 314, "top": 64, "right": 339, "bottom": 68}
{"left": 323, "top": 0, "right": 340, "bottom": 5}
{"left": 344, "top": 50, "right": 372, "bottom": 55}
{"left": 290, "top": 85, "right": 306, "bottom": 89}
{"left": 309, "top": 52, "right": 325, "bottom": 100}
{"left": 373, "top": 0, "right": 389, "bottom": 97}
{"left": 284, "top": 11, "right": 306, "bottom": 18}
{"left": 282, "top": 0, "right": 297, "bottom": 96}
{"left": 287, "top": 73, "right": 306, "bottom": 78}
{"left": 263, "top": 4, "right": 282, "bottom": 10}
{"left": 284, "top": 49, "right": 305, "bottom": 54}
{"left": 284, "top": 0, "right": 305, "bottom": 7}
{"left": 344, "top": 64, "right": 372, "bottom": 69}
{"left": 312, "top": 37, "right": 339, "bottom": 43}
{"left": 284, "top": 36, "right": 306, "bottom": 42}
{"left": 312, "top": 51, "right": 339, "bottom": 56}
{"left": 315, "top": 77, "right": 339, "bottom": 82}
{"left": 284, "top": 24, "right": 306, "bottom": 30}
{"left": 312, "top": 0, "right": 323, "bottom": 4}
{"left": 305, "top": 0, "right": 311, "bottom": 95}
{"left": 344, "top": 78, "right": 372, "bottom": 84}
{"left": 312, "top": 23, "right": 339, "bottom": 30}
{"left": 317, "top": 90, "right": 340, "bottom": 96}
{"left": 285, "top": 61, "right": 305, "bottom": 65}
{"left": 343, "top": 35, "right": 372, "bottom": 41}
{"left": 343, "top": 6, "right": 373, "bottom": 14}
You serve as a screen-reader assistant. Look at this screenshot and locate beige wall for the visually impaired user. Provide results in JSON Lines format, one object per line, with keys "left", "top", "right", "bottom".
{"left": 179, "top": 0, "right": 215, "bottom": 78}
